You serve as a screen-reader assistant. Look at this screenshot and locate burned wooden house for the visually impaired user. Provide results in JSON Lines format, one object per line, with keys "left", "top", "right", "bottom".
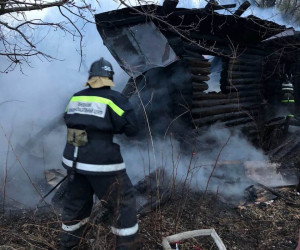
{"left": 95, "top": 0, "right": 300, "bottom": 146}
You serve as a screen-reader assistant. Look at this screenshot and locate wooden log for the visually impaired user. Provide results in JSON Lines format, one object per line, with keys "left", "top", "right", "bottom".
{"left": 184, "top": 43, "right": 233, "bottom": 57}
{"left": 225, "top": 117, "right": 254, "bottom": 127}
{"left": 192, "top": 82, "right": 209, "bottom": 91}
{"left": 226, "top": 74, "right": 262, "bottom": 80}
{"left": 191, "top": 74, "right": 210, "bottom": 82}
{"left": 226, "top": 64, "right": 262, "bottom": 71}
{"left": 236, "top": 47, "right": 267, "bottom": 56}
{"left": 204, "top": 1, "right": 237, "bottom": 10}
{"left": 190, "top": 67, "right": 210, "bottom": 75}
{"left": 183, "top": 56, "right": 208, "bottom": 62}
{"left": 234, "top": 1, "right": 251, "bottom": 16}
{"left": 234, "top": 90, "right": 263, "bottom": 97}
{"left": 192, "top": 90, "right": 262, "bottom": 99}
{"left": 183, "top": 49, "right": 206, "bottom": 58}
{"left": 193, "top": 92, "right": 230, "bottom": 99}
{"left": 226, "top": 84, "right": 262, "bottom": 91}
{"left": 192, "top": 103, "right": 260, "bottom": 118}
{"left": 227, "top": 71, "right": 263, "bottom": 79}
{"left": 187, "top": 60, "right": 211, "bottom": 67}
{"left": 192, "top": 96, "right": 259, "bottom": 108}
{"left": 228, "top": 59, "right": 262, "bottom": 66}
{"left": 193, "top": 110, "right": 258, "bottom": 126}
{"left": 233, "top": 54, "right": 264, "bottom": 61}
{"left": 234, "top": 124, "right": 258, "bottom": 134}
{"left": 220, "top": 79, "right": 262, "bottom": 87}
{"left": 225, "top": 78, "right": 262, "bottom": 84}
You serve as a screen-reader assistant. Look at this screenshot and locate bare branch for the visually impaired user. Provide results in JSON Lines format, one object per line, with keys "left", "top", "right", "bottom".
{"left": 0, "top": 0, "right": 69, "bottom": 15}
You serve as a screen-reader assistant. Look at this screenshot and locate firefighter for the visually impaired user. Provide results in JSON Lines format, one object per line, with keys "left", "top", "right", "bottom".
{"left": 281, "top": 73, "right": 295, "bottom": 116}
{"left": 60, "top": 58, "right": 139, "bottom": 250}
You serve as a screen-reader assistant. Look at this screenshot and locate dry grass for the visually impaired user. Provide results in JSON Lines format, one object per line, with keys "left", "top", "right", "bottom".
{"left": 0, "top": 187, "right": 299, "bottom": 250}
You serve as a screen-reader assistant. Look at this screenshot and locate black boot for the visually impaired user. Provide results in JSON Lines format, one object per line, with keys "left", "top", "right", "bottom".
{"left": 116, "top": 234, "right": 140, "bottom": 250}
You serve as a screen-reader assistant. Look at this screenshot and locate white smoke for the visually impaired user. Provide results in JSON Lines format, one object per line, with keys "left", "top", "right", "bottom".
{"left": 0, "top": 1, "right": 128, "bottom": 207}
{"left": 121, "top": 124, "right": 267, "bottom": 203}
{"left": 0, "top": 0, "right": 298, "bottom": 208}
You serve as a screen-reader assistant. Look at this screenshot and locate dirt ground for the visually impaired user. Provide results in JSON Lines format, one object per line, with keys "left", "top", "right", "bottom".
{"left": 0, "top": 186, "right": 299, "bottom": 250}
{"left": 1, "top": 131, "right": 300, "bottom": 250}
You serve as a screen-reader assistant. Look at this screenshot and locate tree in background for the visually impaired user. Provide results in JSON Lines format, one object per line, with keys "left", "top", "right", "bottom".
{"left": 277, "top": 0, "right": 300, "bottom": 24}
{"left": 255, "top": 0, "right": 300, "bottom": 24}
{"left": 0, "top": 0, "right": 98, "bottom": 72}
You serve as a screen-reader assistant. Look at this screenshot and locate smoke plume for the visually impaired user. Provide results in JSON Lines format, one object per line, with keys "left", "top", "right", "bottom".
{"left": 0, "top": 0, "right": 298, "bottom": 208}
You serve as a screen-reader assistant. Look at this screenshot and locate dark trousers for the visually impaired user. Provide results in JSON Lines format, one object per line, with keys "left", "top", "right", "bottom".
{"left": 60, "top": 171, "right": 138, "bottom": 249}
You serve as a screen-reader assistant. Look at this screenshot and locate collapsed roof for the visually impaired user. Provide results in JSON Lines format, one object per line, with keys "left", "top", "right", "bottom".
{"left": 95, "top": 1, "right": 288, "bottom": 77}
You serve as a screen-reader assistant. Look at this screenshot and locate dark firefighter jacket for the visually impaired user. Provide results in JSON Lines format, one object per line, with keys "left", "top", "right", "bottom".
{"left": 62, "top": 86, "right": 138, "bottom": 175}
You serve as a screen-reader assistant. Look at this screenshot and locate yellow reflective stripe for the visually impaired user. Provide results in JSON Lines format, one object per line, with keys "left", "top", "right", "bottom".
{"left": 287, "top": 114, "right": 294, "bottom": 118}
{"left": 281, "top": 100, "right": 295, "bottom": 103}
{"left": 69, "top": 96, "right": 124, "bottom": 116}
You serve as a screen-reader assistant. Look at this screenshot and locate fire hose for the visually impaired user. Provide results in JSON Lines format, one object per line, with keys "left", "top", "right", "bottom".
{"left": 40, "top": 175, "right": 68, "bottom": 202}
{"left": 39, "top": 146, "right": 78, "bottom": 203}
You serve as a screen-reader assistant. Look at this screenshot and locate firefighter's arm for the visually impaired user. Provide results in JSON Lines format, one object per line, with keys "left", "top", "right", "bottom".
{"left": 111, "top": 95, "right": 139, "bottom": 137}
{"left": 122, "top": 103, "right": 139, "bottom": 137}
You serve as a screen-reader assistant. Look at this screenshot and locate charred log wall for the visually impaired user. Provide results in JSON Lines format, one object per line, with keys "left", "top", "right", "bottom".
{"left": 180, "top": 43, "right": 267, "bottom": 143}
